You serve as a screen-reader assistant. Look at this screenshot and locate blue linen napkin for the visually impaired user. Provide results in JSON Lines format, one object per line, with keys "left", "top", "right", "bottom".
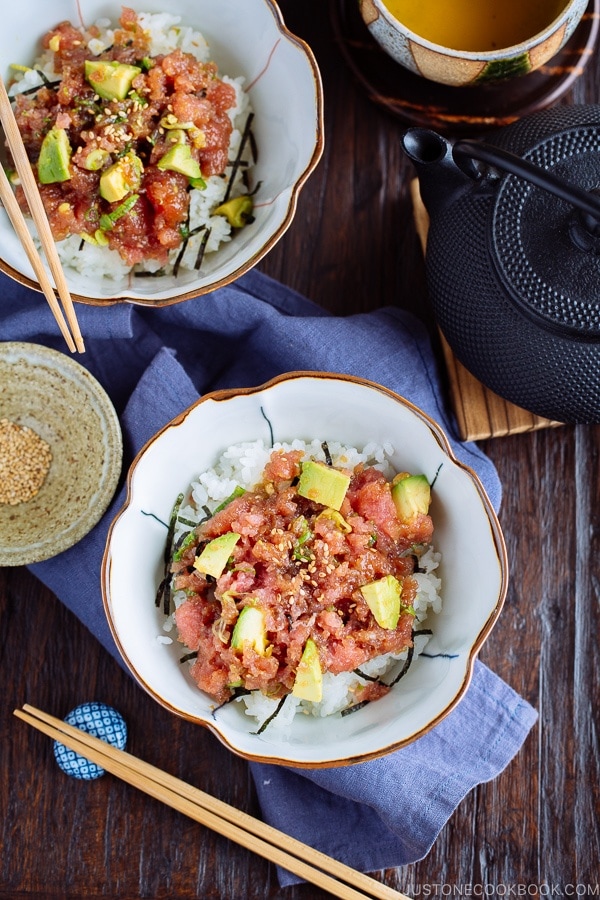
{"left": 0, "top": 268, "right": 537, "bottom": 883}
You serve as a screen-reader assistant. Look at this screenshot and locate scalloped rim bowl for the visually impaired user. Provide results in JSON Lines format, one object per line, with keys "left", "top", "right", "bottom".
{"left": 0, "top": 0, "right": 323, "bottom": 306}
{"left": 102, "top": 372, "right": 508, "bottom": 768}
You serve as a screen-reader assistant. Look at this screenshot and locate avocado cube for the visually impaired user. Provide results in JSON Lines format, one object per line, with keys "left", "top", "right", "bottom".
{"left": 99, "top": 152, "right": 143, "bottom": 203}
{"left": 193, "top": 532, "right": 240, "bottom": 579}
{"left": 391, "top": 474, "right": 431, "bottom": 523}
{"left": 213, "top": 195, "right": 254, "bottom": 228}
{"left": 37, "top": 127, "right": 72, "bottom": 184}
{"left": 230, "top": 605, "right": 267, "bottom": 655}
{"left": 360, "top": 574, "right": 402, "bottom": 630}
{"left": 157, "top": 144, "right": 202, "bottom": 180}
{"left": 84, "top": 60, "right": 141, "bottom": 101}
{"left": 297, "top": 460, "right": 350, "bottom": 511}
{"left": 292, "top": 637, "right": 322, "bottom": 702}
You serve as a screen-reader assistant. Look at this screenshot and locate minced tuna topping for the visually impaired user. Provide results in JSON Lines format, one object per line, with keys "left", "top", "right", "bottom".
{"left": 169, "top": 448, "right": 434, "bottom": 708}
{"left": 9, "top": 8, "right": 250, "bottom": 268}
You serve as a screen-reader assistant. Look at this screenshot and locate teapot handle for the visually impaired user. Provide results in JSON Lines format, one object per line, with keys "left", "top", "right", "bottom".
{"left": 453, "top": 139, "right": 600, "bottom": 230}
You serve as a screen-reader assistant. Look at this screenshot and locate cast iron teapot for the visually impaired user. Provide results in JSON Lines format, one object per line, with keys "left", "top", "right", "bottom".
{"left": 402, "top": 104, "right": 600, "bottom": 424}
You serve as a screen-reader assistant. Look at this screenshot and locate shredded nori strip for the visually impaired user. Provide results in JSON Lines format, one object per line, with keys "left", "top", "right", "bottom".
{"left": 172, "top": 223, "right": 191, "bottom": 277}
{"left": 211, "top": 686, "right": 251, "bottom": 719}
{"left": 174, "top": 220, "right": 206, "bottom": 259}
{"left": 155, "top": 492, "right": 184, "bottom": 613}
{"left": 352, "top": 627, "right": 434, "bottom": 689}
{"left": 353, "top": 668, "right": 381, "bottom": 683}
{"left": 249, "top": 128, "right": 258, "bottom": 165}
{"left": 16, "top": 75, "right": 61, "bottom": 97}
{"left": 176, "top": 516, "right": 198, "bottom": 528}
{"left": 165, "top": 494, "right": 184, "bottom": 564}
{"left": 222, "top": 112, "right": 254, "bottom": 205}
{"left": 134, "top": 268, "right": 167, "bottom": 278}
{"left": 154, "top": 574, "right": 171, "bottom": 610}
{"left": 194, "top": 226, "right": 211, "bottom": 271}
{"left": 385, "top": 645, "right": 415, "bottom": 687}
{"left": 321, "top": 440, "right": 332, "bottom": 466}
{"left": 411, "top": 553, "right": 423, "bottom": 573}
{"left": 179, "top": 651, "right": 198, "bottom": 664}
{"left": 382, "top": 627, "right": 434, "bottom": 687}
{"left": 251, "top": 694, "right": 288, "bottom": 735}
{"left": 341, "top": 700, "right": 371, "bottom": 717}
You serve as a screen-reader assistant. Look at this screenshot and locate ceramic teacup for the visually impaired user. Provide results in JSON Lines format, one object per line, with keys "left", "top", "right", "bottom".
{"left": 359, "top": 0, "right": 589, "bottom": 87}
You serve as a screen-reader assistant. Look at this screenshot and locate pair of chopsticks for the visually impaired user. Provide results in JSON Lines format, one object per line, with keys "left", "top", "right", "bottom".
{"left": 0, "top": 76, "right": 84, "bottom": 353}
{"left": 15, "top": 704, "right": 410, "bottom": 900}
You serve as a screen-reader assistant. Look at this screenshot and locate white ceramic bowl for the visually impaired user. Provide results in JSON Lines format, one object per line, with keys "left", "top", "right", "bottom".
{"left": 0, "top": 0, "right": 323, "bottom": 306}
{"left": 102, "top": 372, "right": 507, "bottom": 768}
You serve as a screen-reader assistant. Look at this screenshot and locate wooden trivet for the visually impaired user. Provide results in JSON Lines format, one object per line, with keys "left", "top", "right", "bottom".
{"left": 411, "top": 180, "right": 562, "bottom": 440}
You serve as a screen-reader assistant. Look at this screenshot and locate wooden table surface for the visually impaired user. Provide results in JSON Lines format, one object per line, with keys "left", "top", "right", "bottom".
{"left": 2, "top": 2, "right": 599, "bottom": 897}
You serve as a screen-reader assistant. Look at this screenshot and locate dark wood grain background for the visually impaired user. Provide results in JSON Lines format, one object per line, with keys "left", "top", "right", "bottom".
{"left": 2, "top": 1, "right": 599, "bottom": 897}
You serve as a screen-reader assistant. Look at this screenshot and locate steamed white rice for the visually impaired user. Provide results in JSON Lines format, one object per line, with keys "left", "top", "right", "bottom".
{"left": 166, "top": 438, "right": 442, "bottom": 736}
{"left": 9, "top": 12, "right": 253, "bottom": 279}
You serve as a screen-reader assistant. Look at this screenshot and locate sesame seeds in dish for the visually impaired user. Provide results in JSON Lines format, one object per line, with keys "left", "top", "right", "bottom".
{"left": 0, "top": 418, "right": 52, "bottom": 506}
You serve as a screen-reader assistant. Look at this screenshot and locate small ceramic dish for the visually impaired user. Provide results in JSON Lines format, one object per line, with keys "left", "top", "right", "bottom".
{"left": 0, "top": 342, "right": 122, "bottom": 565}
{"left": 0, "top": 0, "right": 323, "bottom": 306}
{"left": 102, "top": 372, "right": 507, "bottom": 768}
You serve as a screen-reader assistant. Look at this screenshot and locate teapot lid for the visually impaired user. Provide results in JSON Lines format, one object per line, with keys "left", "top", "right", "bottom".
{"left": 492, "top": 126, "right": 600, "bottom": 338}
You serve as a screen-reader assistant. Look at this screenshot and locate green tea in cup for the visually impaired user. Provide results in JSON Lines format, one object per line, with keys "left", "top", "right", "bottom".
{"left": 359, "top": 0, "right": 588, "bottom": 86}
{"left": 381, "top": 0, "right": 569, "bottom": 52}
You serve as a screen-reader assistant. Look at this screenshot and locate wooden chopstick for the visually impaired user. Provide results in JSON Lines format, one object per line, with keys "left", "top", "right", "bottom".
{"left": 15, "top": 704, "right": 409, "bottom": 900}
{"left": 0, "top": 159, "right": 76, "bottom": 352}
{"left": 0, "top": 76, "right": 84, "bottom": 353}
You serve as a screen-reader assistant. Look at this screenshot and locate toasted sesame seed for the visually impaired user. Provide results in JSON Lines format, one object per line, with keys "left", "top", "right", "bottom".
{"left": 0, "top": 418, "right": 52, "bottom": 505}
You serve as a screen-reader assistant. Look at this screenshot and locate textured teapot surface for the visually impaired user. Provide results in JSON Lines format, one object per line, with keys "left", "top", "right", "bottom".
{"left": 405, "top": 105, "right": 600, "bottom": 424}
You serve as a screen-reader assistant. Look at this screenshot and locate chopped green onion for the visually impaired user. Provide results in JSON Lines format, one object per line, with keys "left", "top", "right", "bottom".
{"left": 173, "top": 530, "right": 196, "bottom": 561}
{"left": 214, "top": 485, "right": 246, "bottom": 513}
{"left": 188, "top": 174, "right": 207, "bottom": 190}
{"left": 99, "top": 193, "right": 139, "bottom": 231}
